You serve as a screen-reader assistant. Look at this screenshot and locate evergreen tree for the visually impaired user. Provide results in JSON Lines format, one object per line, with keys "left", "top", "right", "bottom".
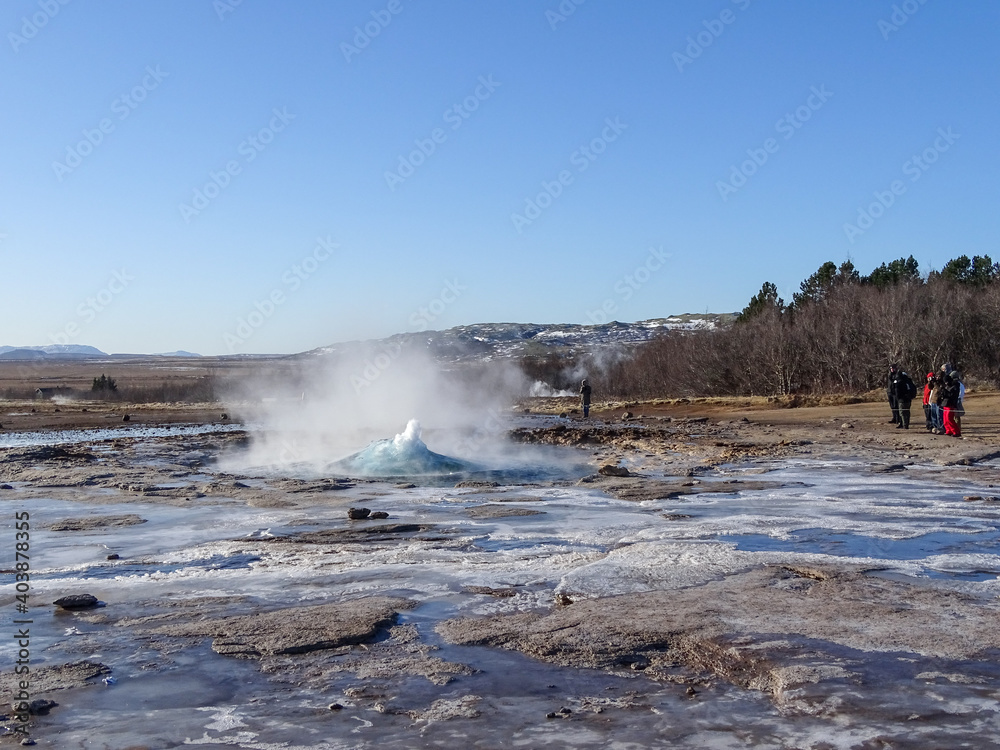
{"left": 737, "top": 281, "right": 784, "bottom": 322}
{"left": 92, "top": 374, "right": 118, "bottom": 393}
{"left": 939, "top": 254, "right": 998, "bottom": 285}
{"left": 865, "top": 255, "right": 920, "bottom": 287}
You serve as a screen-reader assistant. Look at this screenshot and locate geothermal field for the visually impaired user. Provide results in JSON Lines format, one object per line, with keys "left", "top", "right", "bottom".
{"left": 2, "top": 358, "right": 1000, "bottom": 749}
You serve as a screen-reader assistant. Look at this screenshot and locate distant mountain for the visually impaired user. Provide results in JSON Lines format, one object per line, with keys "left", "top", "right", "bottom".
{"left": 0, "top": 348, "right": 48, "bottom": 360}
{"left": 302, "top": 315, "right": 733, "bottom": 363}
{"left": 0, "top": 344, "right": 108, "bottom": 359}
{"left": 152, "top": 351, "right": 202, "bottom": 357}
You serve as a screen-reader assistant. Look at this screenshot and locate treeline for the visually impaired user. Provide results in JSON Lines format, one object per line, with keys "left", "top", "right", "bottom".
{"left": 600, "top": 255, "right": 1000, "bottom": 398}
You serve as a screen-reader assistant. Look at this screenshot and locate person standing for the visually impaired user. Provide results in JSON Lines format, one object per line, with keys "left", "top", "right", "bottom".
{"left": 954, "top": 370, "right": 965, "bottom": 435}
{"left": 886, "top": 365, "right": 899, "bottom": 424}
{"left": 931, "top": 373, "right": 945, "bottom": 433}
{"left": 942, "top": 372, "right": 962, "bottom": 437}
{"left": 922, "top": 372, "right": 935, "bottom": 431}
{"left": 580, "top": 379, "right": 592, "bottom": 418}
{"left": 892, "top": 369, "right": 916, "bottom": 429}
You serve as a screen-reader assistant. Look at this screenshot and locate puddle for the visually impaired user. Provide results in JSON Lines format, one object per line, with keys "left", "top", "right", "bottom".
{"left": 719, "top": 528, "right": 1000, "bottom": 559}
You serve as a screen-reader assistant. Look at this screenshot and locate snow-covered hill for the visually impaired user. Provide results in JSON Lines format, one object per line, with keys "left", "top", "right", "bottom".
{"left": 303, "top": 315, "right": 732, "bottom": 363}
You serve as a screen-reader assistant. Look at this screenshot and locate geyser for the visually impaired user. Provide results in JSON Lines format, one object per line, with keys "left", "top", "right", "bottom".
{"left": 331, "top": 419, "right": 475, "bottom": 477}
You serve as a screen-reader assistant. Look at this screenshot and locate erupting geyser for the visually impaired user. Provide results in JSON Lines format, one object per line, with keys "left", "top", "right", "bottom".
{"left": 331, "top": 419, "right": 474, "bottom": 477}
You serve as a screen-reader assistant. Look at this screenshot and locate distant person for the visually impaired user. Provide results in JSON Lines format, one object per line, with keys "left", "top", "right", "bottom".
{"left": 891, "top": 368, "right": 916, "bottom": 429}
{"left": 922, "top": 373, "right": 936, "bottom": 431}
{"left": 941, "top": 371, "right": 962, "bottom": 437}
{"left": 580, "top": 379, "right": 592, "bottom": 418}
{"left": 931, "top": 373, "right": 945, "bottom": 433}
{"left": 886, "top": 364, "right": 900, "bottom": 424}
{"left": 954, "top": 370, "right": 966, "bottom": 434}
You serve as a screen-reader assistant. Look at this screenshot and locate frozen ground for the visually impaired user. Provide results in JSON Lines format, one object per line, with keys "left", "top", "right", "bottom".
{"left": 2, "top": 421, "right": 1000, "bottom": 748}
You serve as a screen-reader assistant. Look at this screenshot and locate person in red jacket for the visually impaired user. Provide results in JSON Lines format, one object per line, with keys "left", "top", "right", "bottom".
{"left": 922, "top": 372, "right": 935, "bottom": 431}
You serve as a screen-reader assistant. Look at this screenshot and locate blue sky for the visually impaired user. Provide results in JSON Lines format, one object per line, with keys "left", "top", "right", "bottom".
{"left": 1, "top": 0, "right": 997, "bottom": 355}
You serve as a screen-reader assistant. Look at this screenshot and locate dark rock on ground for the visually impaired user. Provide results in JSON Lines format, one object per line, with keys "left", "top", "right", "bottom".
{"left": 455, "top": 480, "right": 498, "bottom": 488}
{"left": 26, "top": 699, "right": 58, "bottom": 716}
{"left": 348, "top": 507, "right": 371, "bottom": 520}
{"left": 598, "top": 465, "right": 631, "bottom": 477}
{"left": 53, "top": 594, "right": 100, "bottom": 610}
{"left": 463, "top": 586, "right": 518, "bottom": 598}
{"left": 370, "top": 511, "right": 389, "bottom": 519}
{"left": 257, "top": 524, "right": 433, "bottom": 545}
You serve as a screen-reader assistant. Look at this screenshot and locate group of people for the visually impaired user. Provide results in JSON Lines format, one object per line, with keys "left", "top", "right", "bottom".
{"left": 887, "top": 363, "right": 965, "bottom": 437}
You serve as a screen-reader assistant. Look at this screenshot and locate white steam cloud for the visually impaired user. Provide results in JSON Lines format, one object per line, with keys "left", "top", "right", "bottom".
{"left": 219, "top": 343, "right": 532, "bottom": 475}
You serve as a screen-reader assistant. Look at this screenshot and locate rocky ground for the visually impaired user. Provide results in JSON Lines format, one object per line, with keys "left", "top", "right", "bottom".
{"left": 2, "top": 394, "right": 1000, "bottom": 746}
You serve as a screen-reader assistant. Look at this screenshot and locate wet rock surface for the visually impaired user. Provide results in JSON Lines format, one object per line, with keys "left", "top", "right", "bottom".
{"left": 141, "top": 597, "right": 412, "bottom": 658}
{"left": 47, "top": 514, "right": 146, "bottom": 531}
{"left": 465, "top": 504, "right": 545, "bottom": 519}
{"left": 437, "top": 563, "right": 1000, "bottom": 712}
{"left": 0, "top": 661, "right": 111, "bottom": 702}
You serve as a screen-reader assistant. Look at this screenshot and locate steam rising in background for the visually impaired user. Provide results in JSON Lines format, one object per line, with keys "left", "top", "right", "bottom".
{"left": 219, "top": 344, "right": 533, "bottom": 475}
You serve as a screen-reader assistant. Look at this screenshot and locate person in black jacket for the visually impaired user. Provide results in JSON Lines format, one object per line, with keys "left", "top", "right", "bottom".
{"left": 891, "top": 369, "right": 916, "bottom": 429}
{"left": 941, "top": 371, "right": 962, "bottom": 437}
{"left": 886, "top": 365, "right": 900, "bottom": 424}
{"left": 580, "top": 379, "right": 592, "bottom": 418}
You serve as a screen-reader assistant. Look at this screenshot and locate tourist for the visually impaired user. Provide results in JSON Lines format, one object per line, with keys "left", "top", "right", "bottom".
{"left": 954, "top": 370, "right": 966, "bottom": 434}
{"left": 922, "top": 372, "right": 935, "bottom": 431}
{"left": 580, "top": 379, "right": 592, "bottom": 418}
{"left": 942, "top": 372, "right": 962, "bottom": 437}
{"left": 891, "top": 368, "right": 916, "bottom": 429}
{"left": 886, "top": 365, "right": 899, "bottom": 424}
{"left": 931, "top": 373, "right": 945, "bottom": 433}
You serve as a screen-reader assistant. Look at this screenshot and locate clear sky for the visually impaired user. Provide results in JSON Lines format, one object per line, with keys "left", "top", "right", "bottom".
{"left": 1, "top": 0, "right": 997, "bottom": 355}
